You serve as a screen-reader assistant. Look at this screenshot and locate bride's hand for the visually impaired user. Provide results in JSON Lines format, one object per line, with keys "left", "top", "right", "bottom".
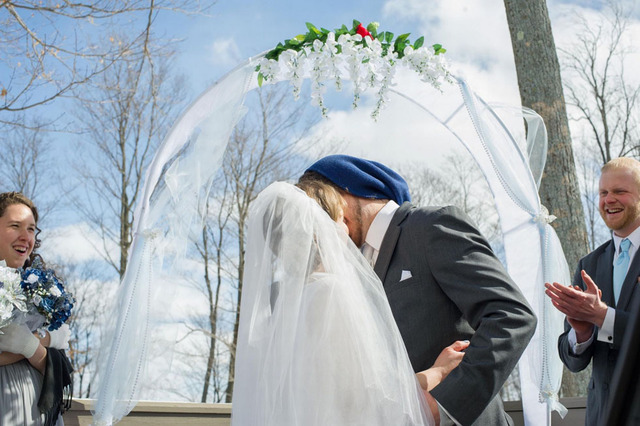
{"left": 416, "top": 340, "right": 470, "bottom": 391}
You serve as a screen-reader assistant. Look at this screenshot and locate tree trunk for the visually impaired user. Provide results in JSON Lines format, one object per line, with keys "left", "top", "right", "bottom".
{"left": 503, "top": 0, "right": 590, "bottom": 397}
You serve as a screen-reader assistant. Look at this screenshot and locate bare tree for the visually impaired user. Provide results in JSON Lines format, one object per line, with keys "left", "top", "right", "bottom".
{"left": 53, "top": 261, "right": 112, "bottom": 398}
{"left": 561, "top": 2, "right": 639, "bottom": 164}
{"left": 576, "top": 147, "right": 611, "bottom": 251}
{"left": 399, "top": 154, "right": 500, "bottom": 244}
{"left": 71, "top": 26, "right": 185, "bottom": 278}
{"left": 0, "top": 117, "right": 60, "bottom": 220}
{"left": 196, "top": 180, "right": 234, "bottom": 403}
{"left": 0, "top": 0, "right": 209, "bottom": 128}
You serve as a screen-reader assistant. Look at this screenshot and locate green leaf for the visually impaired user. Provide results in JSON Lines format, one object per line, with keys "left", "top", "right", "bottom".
{"left": 341, "top": 24, "right": 349, "bottom": 33}
{"left": 257, "top": 72, "right": 264, "bottom": 87}
{"left": 396, "top": 33, "right": 410, "bottom": 43}
{"left": 367, "top": 22, "right": 379, "bottom": 37}
{"left": 413, "top": 36, "right": 424, "bottom": 49}
{"left": 305, "top": 22, "right": 321, "bottom": 35}
{"left": 385, "top": 31, "right": 394, "bottom": 43}
{"left": 352, "top": 19, "right": 361, "bottom": 29}
{"left": 432, "top": 43, "right": 446, "bottom": 55}
{"left": 376, "top": 32, "right": 384, "bottom": 42}
{"left": 265, "top": 49, "right": 279, "bottom": 60}
{"left": 293, "top": 34, "right": 306, "bottom": 42}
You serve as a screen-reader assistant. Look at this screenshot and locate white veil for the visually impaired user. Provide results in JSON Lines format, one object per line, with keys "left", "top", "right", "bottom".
{"left": 232, "top": 182, "right": 433, "bottom": 426}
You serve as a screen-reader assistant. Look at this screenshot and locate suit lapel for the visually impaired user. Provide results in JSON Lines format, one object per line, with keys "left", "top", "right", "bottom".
{"left": 374, "top": 203, "right": 411, "bottom": 283}
{"left": 618, "top": 247, "right": 640, "bottom": 311}
{"left": 596, "top": 241, "right": 615, "bottom": 307}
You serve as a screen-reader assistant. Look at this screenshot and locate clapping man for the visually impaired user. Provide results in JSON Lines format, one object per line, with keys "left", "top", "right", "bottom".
{"left": 545, "top": 157, "right": 640, "bottom": 425}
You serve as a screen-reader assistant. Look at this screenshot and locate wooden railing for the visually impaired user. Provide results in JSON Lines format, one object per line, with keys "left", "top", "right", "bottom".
{"left": 63, "top": 398, "right": 586, "bottom": 425}
{"left": 64, "top": 400, "right": 232, "bottom": 426}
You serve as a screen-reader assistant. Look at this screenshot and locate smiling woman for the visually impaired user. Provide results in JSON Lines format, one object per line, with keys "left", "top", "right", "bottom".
{"left": 0, "top": 195, "right": 38, "bottom": 269}
{"left": 0, "top": 192, "right": 73, "bottom": 426}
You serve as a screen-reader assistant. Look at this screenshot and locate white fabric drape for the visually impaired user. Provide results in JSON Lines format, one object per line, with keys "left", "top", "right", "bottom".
{"left": 92, "top": 52, "right": 569, "bottom": 426}
{"left": 91, "top": 59, "right": 256, "bottom": 425}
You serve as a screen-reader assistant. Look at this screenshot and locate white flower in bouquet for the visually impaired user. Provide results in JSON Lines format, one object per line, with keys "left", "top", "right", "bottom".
{"left": 0, "top": 265, "right": 28, "bottom": 332}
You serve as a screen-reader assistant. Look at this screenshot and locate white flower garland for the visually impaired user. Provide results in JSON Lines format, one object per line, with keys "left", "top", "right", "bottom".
{"left": 257, "top": 32, "right": 450, "bottom": 120}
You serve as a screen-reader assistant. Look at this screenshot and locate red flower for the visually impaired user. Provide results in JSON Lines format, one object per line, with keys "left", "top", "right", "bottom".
{"left": 356, "top": 23, "right": 372, "bottom": 39}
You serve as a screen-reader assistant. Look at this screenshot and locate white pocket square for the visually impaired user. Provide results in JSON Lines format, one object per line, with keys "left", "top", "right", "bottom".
{"left": 400, "top": 270, "right": 412, "bottom": 282}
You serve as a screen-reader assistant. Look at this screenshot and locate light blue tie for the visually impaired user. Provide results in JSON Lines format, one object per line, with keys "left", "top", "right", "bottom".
{"left": 613, "top": 238, "right": 631, "bottom": 304}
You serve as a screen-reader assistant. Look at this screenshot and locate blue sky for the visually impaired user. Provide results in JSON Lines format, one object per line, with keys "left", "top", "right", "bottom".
{"left": 168, "top": 0, "right": 638, "bottom": 103}
{"left": 169, "top": 0, "right": 521, "bottom": 99}
{"left": 39, "top": 0, "right": 640, "bottom": 263}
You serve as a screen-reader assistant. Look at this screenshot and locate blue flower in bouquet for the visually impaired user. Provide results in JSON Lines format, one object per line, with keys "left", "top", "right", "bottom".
{"left": 19, "top": 265, "right": 74, "bottom": 331}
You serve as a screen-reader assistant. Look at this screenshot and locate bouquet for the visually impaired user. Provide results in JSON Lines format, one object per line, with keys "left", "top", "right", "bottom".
{"left": 0, "top": 258, "right": 74, "bottom": 334}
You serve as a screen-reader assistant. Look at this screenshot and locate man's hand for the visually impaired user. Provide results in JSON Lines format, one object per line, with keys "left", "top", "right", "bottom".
{"left": 545, "top": 270, "right": 608, "bottom": 341}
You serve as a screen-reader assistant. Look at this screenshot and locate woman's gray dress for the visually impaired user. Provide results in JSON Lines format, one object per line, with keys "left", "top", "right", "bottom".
{"left": 0, "top": 359, "right": 45, "bottom": 425}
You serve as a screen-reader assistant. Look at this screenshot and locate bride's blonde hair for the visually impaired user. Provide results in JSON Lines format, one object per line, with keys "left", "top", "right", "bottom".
{"left": 296, "top": 177, "right": 345, "bottom": 221}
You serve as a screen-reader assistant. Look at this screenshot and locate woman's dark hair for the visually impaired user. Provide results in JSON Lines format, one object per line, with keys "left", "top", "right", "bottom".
{"left": 0, "top": 191, "right": 42, "bottom": 266}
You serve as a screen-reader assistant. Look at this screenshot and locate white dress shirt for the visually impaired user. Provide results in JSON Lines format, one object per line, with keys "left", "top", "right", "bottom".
{"left": 361, "top": 200, "right": 398, "bottom": 266}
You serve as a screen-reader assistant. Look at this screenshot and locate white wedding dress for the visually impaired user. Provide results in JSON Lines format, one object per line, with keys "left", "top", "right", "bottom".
{"left": 232, "top": 182, "right": 433, "bottom": 426}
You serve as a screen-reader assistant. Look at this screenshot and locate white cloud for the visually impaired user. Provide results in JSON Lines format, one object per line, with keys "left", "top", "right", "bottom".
{"left": 382, "top": 0, "right": 520, "bottom": 103}
{"left": 295, "top": 67, "right": 496, "bottom": 173}
{"left": 39, "top": 222, "right": 117, "bottom": 264}
{"left": 207, "top": 38, "right": 242, "bottom": 67}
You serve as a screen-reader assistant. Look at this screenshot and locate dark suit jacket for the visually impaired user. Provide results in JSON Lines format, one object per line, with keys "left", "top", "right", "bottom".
{"left": 602, "top": 288, "right": 640, "bottom": 425}
{"left": 558, "top": 238, "right": 640, "bottom": 426}
{"left": 375, "top": 203, "right": 537, "bottom": 426}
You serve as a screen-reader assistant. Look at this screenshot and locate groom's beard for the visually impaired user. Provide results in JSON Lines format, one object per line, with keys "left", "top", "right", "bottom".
{"left": 346, "top": 199, "right": 365, "bottom": 248}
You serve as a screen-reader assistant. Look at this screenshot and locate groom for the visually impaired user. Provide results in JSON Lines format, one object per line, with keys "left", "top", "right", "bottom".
{"left": 299, "top": 155, "right": 536, "bottom": 425}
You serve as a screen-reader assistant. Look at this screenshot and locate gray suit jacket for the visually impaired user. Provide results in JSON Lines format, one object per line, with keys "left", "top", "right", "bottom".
{"left": 558, "top": 238, "right": 640, "bottom": 426}
{"left": 375, "top": 203, "right": 537, "bottom": 426}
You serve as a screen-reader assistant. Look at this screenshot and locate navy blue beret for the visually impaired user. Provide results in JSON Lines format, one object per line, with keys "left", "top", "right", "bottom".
{"left": 306, "top": 155, "right": 411, "bottom": 204}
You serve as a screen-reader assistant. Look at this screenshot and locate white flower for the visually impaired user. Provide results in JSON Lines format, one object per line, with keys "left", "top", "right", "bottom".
{"left": 27, "top": 273, "right": 38, "bottom": 284}
{"left": 50, "top": 285, "right": 62, "bottom": 297}
{"left": 0, "top": 265, "right": 28, "bottom": 330}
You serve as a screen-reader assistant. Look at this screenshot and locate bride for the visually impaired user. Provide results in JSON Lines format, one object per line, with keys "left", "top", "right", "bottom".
{"left": 232, "top": 180, "right": 468, "bottom": 426}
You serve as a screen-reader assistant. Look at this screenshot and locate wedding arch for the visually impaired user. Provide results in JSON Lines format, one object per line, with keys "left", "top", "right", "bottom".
{"left": 91, "top": 21, "right": 570, "bottom": 426}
